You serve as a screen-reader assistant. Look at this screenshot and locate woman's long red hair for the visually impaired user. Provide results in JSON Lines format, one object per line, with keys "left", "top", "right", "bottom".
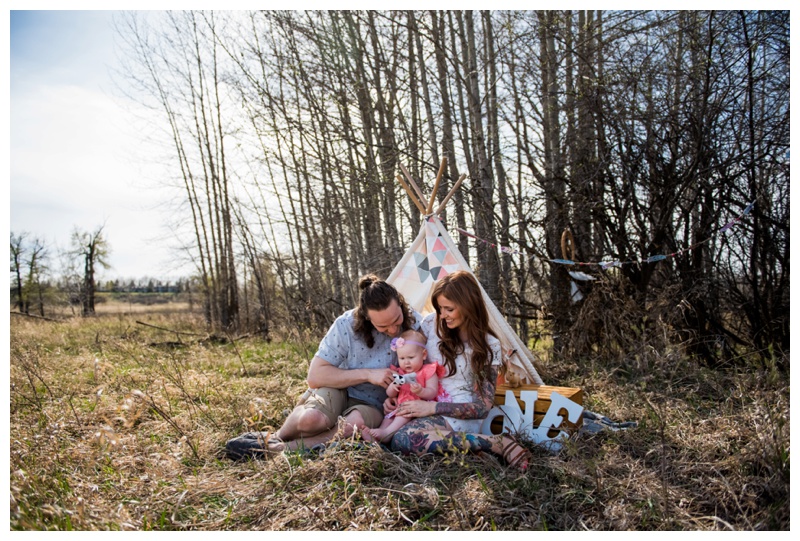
{"left": 431, "top": 271, "right": 497, "bottom": 391}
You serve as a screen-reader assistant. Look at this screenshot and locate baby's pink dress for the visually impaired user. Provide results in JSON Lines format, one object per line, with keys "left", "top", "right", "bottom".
{"left": 391, "top": 363, "right": 450, "bottom": 404}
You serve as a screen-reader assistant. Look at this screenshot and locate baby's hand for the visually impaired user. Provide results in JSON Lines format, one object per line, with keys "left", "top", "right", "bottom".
{"left": 410, "top": 382, "right": 423, "bottom": 395}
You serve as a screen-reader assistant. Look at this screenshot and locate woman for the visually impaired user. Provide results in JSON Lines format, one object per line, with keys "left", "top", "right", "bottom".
{"left": 388, "top": 271, "right": 532, "bottom": 470}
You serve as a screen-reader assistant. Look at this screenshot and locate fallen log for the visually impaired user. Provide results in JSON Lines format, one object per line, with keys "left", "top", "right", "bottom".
{"left": 10, "top": 311, "right": 62, "bottom": 322}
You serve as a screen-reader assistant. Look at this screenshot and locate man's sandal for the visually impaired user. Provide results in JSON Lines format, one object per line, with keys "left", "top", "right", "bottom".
{"left": 501, "top": 436, "right": 532, "bottom": 472}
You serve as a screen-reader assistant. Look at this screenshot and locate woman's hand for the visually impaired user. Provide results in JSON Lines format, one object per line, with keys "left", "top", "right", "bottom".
{"left": 395, "top": 399, "right": 437, "bottom": 418}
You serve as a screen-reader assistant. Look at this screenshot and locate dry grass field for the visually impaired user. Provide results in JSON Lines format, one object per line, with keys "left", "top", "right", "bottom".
{"left": 9, "top": 304, "right": 790, "bottom": 530}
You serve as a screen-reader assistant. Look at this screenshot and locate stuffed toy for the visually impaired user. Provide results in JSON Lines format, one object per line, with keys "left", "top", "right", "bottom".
{"left": 392, "top": 372, "right": 418, "bottom": 386}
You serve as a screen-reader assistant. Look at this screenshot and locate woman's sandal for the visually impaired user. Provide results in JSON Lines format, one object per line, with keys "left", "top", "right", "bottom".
{"left": 501, "top": 435, "right": 532, "bottom": 472}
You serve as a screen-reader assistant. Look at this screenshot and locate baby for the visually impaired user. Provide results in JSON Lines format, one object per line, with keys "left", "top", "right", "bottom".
{"left": 363, "top": 329, "right": 445, "bottom": 443}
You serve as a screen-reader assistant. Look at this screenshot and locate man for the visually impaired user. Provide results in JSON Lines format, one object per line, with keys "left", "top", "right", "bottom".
{"left": 226, "top": 274, "right": 420, "bottom": 459}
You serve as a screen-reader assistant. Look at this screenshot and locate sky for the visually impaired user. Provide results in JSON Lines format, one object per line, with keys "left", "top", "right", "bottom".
{"left": 8, "top": 9, "right": 192, "bottom": 282}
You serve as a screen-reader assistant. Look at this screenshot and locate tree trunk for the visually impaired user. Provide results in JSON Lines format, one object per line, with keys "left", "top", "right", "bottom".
{"left": 463, "top": 11, "right": 500, "bottom": 300}
{"left": 539, "top": 10, "right": 570, "bottom": 351}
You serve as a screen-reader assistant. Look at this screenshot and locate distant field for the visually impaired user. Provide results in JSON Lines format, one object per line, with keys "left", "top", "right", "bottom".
{"left": 94, "top": 298, "right": 193, "bottom": 315}
{"left": 9, "top": 293, "right": 197, "bottom": 318}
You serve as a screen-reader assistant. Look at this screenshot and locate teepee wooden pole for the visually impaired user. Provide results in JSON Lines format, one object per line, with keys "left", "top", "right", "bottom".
{"left": 396, "top": 174, "right": 427, "bottom": 214}
{"left": 434, "top": 173, "right": 467, "bottom": 215}
{"left": 426, "top": 157, "right": 447, "bottom": 214}
{"left": 398, "top": 163, "right": 428, "bottom": 208}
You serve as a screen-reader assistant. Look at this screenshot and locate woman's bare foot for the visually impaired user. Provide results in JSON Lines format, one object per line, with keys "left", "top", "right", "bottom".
{"left": 501, "top": 435, "right": 532, "bottom": 471}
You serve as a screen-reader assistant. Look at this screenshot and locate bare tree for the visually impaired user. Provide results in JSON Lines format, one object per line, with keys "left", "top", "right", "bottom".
{"left": 10, "top": 232, "right": 26, "bottom": 312}
{"left": 24, "top": 237, "right": 49, "bottom": 316}
{"left": 70, "top": 226, "right": 111, "bottom": 316}
{"left": 537, "top": 11, "right": 570, "bottom": 349}
{"left": 116, "top": 11, "right": 239, "bottom": 330}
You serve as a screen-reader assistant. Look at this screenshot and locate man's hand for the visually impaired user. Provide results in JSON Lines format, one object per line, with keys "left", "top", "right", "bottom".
{"left": 383, "top": 396, "right": 398, "bottom": 415}
{"left": 308, "top": 357, "right": 397, "bottom": 390}
{"left": 367, "top": 368, "right": 396, "bottom": 388}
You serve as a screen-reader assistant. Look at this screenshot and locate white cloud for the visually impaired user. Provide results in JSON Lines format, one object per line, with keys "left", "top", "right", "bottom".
{"left": 10, "top": 11, "right": 194, "bottom": 280}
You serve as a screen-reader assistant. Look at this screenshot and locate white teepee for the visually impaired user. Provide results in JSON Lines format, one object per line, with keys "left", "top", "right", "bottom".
{"left": 386, "top": 160, "right": 544, "bottom": 386}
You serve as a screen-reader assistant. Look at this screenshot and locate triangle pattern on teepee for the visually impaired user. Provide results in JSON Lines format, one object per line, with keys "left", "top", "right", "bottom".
{"left": 441, "top": 251, "right": 459, "bottom": 266}
{"left": 397, "top": 264, "right": 411, "bottom": 279}
{"left": 387, "top": 215, "right": 543, "bottom": 385}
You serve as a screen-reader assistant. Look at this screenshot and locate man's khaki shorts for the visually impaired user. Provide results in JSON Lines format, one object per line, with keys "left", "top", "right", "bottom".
{"left": 298, "top": 387, "right": 384, "bottom": 429}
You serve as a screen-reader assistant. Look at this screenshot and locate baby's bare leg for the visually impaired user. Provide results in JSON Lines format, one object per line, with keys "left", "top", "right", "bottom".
{"left": 360, "top": 417, "right": 392, "bottom": 443}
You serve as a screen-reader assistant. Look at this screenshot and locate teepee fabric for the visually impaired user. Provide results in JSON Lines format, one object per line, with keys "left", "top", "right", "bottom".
{"left": 388, "top": 215, "right": 544, "bottom": 385}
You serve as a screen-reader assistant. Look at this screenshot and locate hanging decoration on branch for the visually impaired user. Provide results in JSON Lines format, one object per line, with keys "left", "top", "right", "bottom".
{"left": 560, "top": 229, "right": 591, "bottom": 303}
{"left": 455, "top": 201, "right": 756, "bottom": 269}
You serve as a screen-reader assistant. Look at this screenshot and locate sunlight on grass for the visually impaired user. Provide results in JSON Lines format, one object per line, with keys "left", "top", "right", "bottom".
{"left": 10, "top": 310, "right": 790, "bottom": 530}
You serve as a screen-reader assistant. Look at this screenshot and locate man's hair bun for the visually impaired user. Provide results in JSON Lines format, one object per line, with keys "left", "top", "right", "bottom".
{"left": 359, "top": 274, "right": 380, "bottom": 290}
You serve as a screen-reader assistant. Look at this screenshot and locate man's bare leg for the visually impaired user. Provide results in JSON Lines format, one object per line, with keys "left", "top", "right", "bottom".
{"left": 275, "top": 406, "right": 330, "bottom": 441}
{"left": 269, "top": 409, "right": 368, "bottom": 453}
{"left": 266, "top": 406, "right": 331, "bottom": 452}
